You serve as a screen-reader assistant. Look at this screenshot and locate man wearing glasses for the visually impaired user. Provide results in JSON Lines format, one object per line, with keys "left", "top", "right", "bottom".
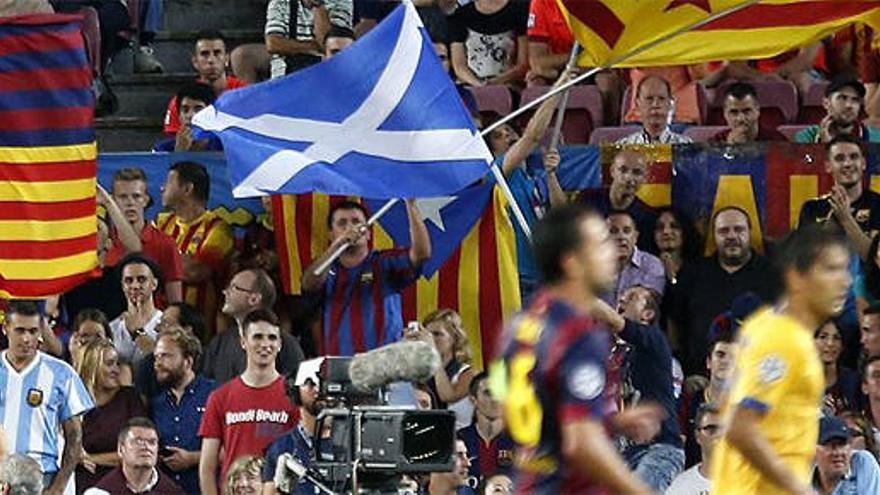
{"left": 84, "top": 417, "right": 184, "bottom": 494}
{"left": 666, "top": 404, "right": 722, "bottom": 494}
{"left": 201, "top": 268, "right": 304, "bottom": 383}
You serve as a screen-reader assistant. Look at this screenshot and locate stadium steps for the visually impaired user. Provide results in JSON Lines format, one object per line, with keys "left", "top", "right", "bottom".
{"left": 163, "top": 0, "right": 267, "bottom": 34}
{"left": 95, "top": 116, "right": 165, "bottom": 152}
{"left": 98, "top": 0, "right": 266, "bottom": 151}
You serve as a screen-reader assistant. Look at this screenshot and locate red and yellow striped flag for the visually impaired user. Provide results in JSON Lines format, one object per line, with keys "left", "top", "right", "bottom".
{"left": 273, "top": 187, "right": 520, "bottom": 369}
{"left": 0, "top": 14, "right": 98, "bottom": 299}
{"left": 559, "top": 0, "right": 880, "bottom": 67}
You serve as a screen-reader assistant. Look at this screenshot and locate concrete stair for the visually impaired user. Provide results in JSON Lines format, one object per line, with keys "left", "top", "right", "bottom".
{"left": 97, "top": 0, "right": 267, "bottom": 151}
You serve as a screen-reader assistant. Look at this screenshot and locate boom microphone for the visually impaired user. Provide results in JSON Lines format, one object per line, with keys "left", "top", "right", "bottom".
{"left": 349, "top": 340, "right": 441, "bottom": 393}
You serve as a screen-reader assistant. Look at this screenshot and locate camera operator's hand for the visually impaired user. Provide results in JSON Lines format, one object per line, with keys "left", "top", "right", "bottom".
{"left": 273, "top": 452, "right": 300, "bottom": 495}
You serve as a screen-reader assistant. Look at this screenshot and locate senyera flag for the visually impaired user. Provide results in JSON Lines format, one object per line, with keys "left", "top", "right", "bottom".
{"left": 0, "top": 13, "right": 98, "bottom": 299}
{"left": 558, "top": 0, "right": 880, "bottom": 67}
{"left": 193, "top": 1, "right": 492, "bottom": 199}
{"left": 271, "top": 186, "right": 521, "bottom": 369}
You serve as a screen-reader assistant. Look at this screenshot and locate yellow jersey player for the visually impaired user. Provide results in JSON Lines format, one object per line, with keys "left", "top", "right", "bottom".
{"left": 710, "top": 226, "right": 851, "bottom": 495}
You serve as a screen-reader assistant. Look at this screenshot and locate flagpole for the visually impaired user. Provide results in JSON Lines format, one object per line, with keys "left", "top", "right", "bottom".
{"left": 479, "top": 0, "right": 762, "bottom": 139}
{"left": 312, "top": 198, "right": 399, "bottom": 276}
{"left": 548, "top": 43, "right": 582, "bottom": 149}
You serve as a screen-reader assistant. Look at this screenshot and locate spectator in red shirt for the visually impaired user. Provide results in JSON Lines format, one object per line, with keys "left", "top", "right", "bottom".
{"left": 526, "top": 0, "right": 623, "bottom": 125}
{"left": 153, "top": 83, "right": 222, "bottom": 153}
{"left": 710, "top": 82, "right": 786, "bottom": 144}
{"left": 106, "top": 167, "right": 184, "bottom": 305}
{"left": 163, "top": 30, "right": 248, "bottom": 136}
{"left": 197, "top": 309, "right": 297, "bottom": 495}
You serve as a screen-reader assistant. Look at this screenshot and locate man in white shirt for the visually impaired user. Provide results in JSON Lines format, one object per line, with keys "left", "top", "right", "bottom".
{"left": 0, "top": 300, "right": 93, "bottom": 494}
{"left": 666, "top": 403, "right": 720, "bottom": 495}
{"left": 110, "top": 254, "right": 163, "bottom": 366}
{"left": 618, "top": 75, "right": 692, "bottom": 145}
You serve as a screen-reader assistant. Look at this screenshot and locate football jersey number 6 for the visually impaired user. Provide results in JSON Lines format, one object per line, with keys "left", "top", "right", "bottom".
{"left": 506, "top": 351, "right": 542, "bottom": 447}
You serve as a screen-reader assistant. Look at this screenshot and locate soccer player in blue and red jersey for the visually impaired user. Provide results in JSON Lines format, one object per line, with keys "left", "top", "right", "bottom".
{"left": 491, "top": 204, "right": 656, "bottom": 494}
{"left": 303, "top": 200, "right": 431, "bottom": 355}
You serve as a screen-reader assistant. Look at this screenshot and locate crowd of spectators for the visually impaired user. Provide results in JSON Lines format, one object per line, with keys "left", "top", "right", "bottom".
{"left": 6, "top": 1, "right": 880, "bottom": 494}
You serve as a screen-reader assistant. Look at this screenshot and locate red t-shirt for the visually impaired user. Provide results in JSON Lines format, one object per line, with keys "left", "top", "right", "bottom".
{"left": 527, "top": 0, "right": 573, "bottom": 55}
{"left": 198, "top": 376, "right": 297, "bottom": 491}
{"left": 163, "top": 75, "right": 248, "bottom": 135}
{"left": 106, "top": 222, "right": 184, "bottom": 283}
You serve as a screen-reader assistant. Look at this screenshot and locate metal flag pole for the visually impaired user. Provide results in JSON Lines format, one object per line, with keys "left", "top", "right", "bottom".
{"left": 548, "top": 43, "right": 582, "bottom": 149}
{"left": 312, "top": 0, "right": 761, "bottom": 276}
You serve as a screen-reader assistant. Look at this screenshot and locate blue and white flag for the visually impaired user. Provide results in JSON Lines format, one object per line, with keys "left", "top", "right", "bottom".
{"left": 192, "top": 2, "right": 492, "bottom": 199}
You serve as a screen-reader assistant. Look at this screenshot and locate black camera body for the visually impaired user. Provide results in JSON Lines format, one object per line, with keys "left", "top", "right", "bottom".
{"left": 308, "top": 358, "right": 456, "bottom": 494}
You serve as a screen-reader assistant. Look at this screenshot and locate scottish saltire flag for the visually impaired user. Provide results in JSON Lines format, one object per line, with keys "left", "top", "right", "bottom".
{"left": 0, "top": 14, "right": 98, "bottom": 299}
{"left": 366, "top": 183, "right": 494, "bottom": 276}
{"left": 193, "top": 1, "right": 492, "bottom": 199}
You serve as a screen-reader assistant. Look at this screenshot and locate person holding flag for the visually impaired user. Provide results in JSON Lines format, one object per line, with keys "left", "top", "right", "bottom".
{"left": 302, "top": 200, "right": 430, "bottom": 356}
{"left": 489, "top": 70, "right": 572, "bottom": 301}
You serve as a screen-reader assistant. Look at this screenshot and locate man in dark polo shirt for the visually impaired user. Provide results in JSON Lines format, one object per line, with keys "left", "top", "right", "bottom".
{"left": 710, "top": 82, "right": 786, "bottom": 144}
{"left": 798, "top": 134, "right": 880, "bottom": 261}
{"left": 666, "top": 206, "right": 780, "bottom": 375}
{"left": 84, "top": 417, "right": 184, "bottom": 494}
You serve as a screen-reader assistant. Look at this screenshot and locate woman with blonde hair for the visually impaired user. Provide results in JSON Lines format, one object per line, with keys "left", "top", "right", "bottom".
{"left": 420, "top": 309, "right": 476, "bottom": 424}
{"left": 68, "top": 308, "right": 133, "bottom": 385}
{"left": 226, "top": 455, "right": 263, "bottom": 494}
{"left": 74, "top": 338, "right": 146, "bottom": 493}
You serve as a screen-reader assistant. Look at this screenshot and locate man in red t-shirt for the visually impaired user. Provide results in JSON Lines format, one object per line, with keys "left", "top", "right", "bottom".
{"left": 197, "top": 309, "right": 297, "bottom": 495}
{"left": 163, "top": 29, "right": 247, "bottom": 135}
{"left": 105, "top": 167, "right": 184, "bottom": 305}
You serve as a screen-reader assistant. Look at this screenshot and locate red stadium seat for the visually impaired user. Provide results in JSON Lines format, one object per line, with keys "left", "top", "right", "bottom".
{"left": 683, "top": 125, "right": 728, "bottom": 143}
{"left": 518, "top": 85, "right": 604, "bottom": 144}
{"left": 79, "top": 6, "right": 102, "bottom": 76}
{"left": 589, "top": 126, "right": 642, "bottom": 145}
{"left": 706, "top": 80, "right": 799, "bottom": 129}
{"left": 798, "top": 81, "right": 830, "bottom": 125}
{"left": 777, "top": 124, "right": 811, "bottom": 142}
{"left": 471, "top": 85, "right": 513, "bottom": 117}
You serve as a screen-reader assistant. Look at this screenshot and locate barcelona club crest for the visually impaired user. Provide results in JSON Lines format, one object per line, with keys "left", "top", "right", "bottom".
{"left": 26, "top": 388, "right": 43, "bottom": 407}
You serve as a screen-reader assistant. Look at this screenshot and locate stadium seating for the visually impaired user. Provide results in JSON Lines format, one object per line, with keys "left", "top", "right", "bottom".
{"left": 777, "top": 124, "right": 811, "bottom": 142}
{"left": 519, "top": 85, "right": 604, "bottom": 145}
{"left": 683, "top": 125, "right": 728, "bottom": 143}
{"left": 80, "top": 7, "right": 102, "bottom": 76}
{"left": 798, "top": 81, "right": 830, "bottom": 125}
{"left": 589, "top": 126, "right": 642, "bottom": 145}
{"left": 471, "top": 85, "right": 513, "bottom": 121}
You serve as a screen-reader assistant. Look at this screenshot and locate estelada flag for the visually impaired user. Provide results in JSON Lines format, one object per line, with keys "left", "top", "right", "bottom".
{"left": 272, "top": 187, "right": 520, "bottom": 369}
{"left": 558, "top": 0, "right": 880, "bottom": 67}
{"left": 0, "top": 14, "right": 98, "bottom": 299}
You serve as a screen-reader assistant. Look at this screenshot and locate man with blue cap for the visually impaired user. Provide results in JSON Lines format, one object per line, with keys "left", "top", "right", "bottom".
{"left": 812, "top": 416, "right": 880, "bottom": 494}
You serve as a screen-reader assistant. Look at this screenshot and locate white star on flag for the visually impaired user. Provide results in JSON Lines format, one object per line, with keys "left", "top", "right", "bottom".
{"left": 415, "top": 196, "right": 456, "bottom": 232}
